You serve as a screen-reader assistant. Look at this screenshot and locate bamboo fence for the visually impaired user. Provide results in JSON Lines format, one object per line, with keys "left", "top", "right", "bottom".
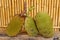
{"left": 0, "top": 0, "right": 60, "bottom": 31}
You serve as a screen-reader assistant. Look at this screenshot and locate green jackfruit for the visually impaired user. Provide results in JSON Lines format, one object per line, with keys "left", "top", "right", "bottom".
{"left": 6, "top": 15, "right": 24, "bottom": 36}
{"left": 25, "top": 17, "right": 38, "bottom": 36}
{"left": 34, "top": 12, "right": 54, "bottom": 38}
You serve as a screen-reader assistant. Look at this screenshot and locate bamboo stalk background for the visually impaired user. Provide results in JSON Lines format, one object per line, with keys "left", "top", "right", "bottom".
{"left": 0, "top": 0, "right": 60, "bottom": 31}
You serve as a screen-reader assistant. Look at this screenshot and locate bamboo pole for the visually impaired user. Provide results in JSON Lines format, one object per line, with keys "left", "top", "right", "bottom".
{"left": 59, "top": 0, "right": 60, "bottom": 26}
{"left": 53, "top": 0, "right": 56, "bottom": 26}
{"left": 1, "top": 0, "right": 5, "bottom": 27}
{"left": 33, "top": 0, "right": 37, "bottom": 17}
{"left": 11, "top": 0, "right": 15, "bottom": 16}
{"left": 0, "top": 0, "right": 2, "bottom": 27}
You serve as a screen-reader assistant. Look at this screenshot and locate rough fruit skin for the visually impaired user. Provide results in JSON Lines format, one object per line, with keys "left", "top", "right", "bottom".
{"left": 6, "top": 15, "right": 24, "bottom": 36}
{"left": 34, "top": 12, "right": 54, "bottom": 38}
{"left": 25, "top": 17, "right": 38, "bottom": 36}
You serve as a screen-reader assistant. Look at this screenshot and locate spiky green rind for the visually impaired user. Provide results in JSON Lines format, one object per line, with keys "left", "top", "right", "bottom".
{"left": 25, "top": 17, "right": 38, "bottom": 36}
{"left": 6, "top": 16, "right": 23, "bottom": 36}
{"left": 35, "top": 12, "right": 54, "bottom": 38}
